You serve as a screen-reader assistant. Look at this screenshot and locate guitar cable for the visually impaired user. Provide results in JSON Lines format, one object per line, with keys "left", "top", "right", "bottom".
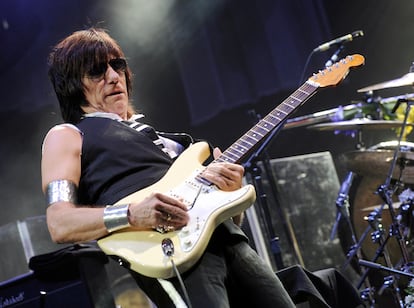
{"left": 172, "top": 259, "right": 193, "bottom": 308}
{"left": 159, "top": 180, "right": 205, "bottom": 307}
{"left": 161, "top": 238, "right": 193, "bottom": 308}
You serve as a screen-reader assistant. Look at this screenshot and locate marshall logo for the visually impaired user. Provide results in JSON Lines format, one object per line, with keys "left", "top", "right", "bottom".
{"left": 0, "top": 292, "right": 25, "bottom": 307}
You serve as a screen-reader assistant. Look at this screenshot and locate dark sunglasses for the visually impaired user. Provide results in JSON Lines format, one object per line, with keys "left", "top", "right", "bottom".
{"left": 87, "top": 58, "right": 127, "bottom": 80}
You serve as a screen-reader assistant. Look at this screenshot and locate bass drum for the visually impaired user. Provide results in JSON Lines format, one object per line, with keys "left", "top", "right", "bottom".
{"left": 338, "top": 140, "right": 414, "bottom": 274}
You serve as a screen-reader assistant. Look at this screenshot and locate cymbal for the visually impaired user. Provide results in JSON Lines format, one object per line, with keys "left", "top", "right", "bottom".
{"left": 308, "top": 118, "right": 409, "bottom": 131}
{"left": 341, "top": 150, "right": 414, "bottom": 182}
{"left": 358, "top": 72, "right": 414, "bottom": 92}
{"left": 284, "top": 102, "right": 363, "bottom": 129}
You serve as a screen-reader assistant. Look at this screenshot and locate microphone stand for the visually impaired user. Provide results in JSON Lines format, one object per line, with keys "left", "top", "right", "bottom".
{"left": 243, "top": 109, "right": 304, "bottom": 270}
{"left": 325, "top": 44, "right": 344, "bottom": 68}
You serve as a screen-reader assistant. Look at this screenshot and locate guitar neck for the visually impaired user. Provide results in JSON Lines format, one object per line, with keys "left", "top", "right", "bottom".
{"left": 216, "top": 80, "right": 319, "bottom": 165}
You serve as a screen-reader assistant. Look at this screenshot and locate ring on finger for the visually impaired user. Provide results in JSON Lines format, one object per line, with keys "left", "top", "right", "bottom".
{"left": 154, "top": 224, "right": 174, "bottom": 234}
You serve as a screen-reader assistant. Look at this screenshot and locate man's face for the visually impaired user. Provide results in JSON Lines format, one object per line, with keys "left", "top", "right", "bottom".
{"left": 82, "top": 58, "right": 129, "bottom": 118}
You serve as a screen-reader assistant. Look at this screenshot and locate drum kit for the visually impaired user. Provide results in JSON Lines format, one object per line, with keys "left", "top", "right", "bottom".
{"left": 286, "top": 70, "right": 414, "bottom": 306}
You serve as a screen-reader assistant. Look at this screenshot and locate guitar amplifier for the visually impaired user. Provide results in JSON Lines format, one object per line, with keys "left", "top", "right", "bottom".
{"left": 243, "top": 151, "right": 355, "bottom": 279}
{"left": 0, "top": 245, "right": 116, "bottom": 308}
{"left": 0, "top": 216, "right": 71, "bottom": 282}
{"left": 0, "top": 216, "right": 151, "bottom": 308}
{"left": 0, "top": 272, "right": 93, "bottom": 307}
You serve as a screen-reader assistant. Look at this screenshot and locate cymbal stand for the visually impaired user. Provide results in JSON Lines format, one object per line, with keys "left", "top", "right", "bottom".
{"left": 377, "top": 99, "right": 414, "bottom": 265}
{"left": 340, "top": 216, "right": 371, "bottom": 271}
{"left": 355, "top": 208, "right": 393, "bottom": 289}
{"left": 359, "top": 259, "right": 414, "bottom": 279}
{"left": 359, "top": 260, "right": 414, "bottom": 308}
{"left": 364, "top": 100, "right": 414, "bottom": 306}
{"left": 345, "top": 224, "right": 376, "bottom": 306}
{"left": 353, "top": 207, "right": 405, "bottom": 307}
{"left": 377, "top": 184, "right": 410, "bottom": 264}
{"left": 344, "top": 209, "right": 382, "bottom": 307}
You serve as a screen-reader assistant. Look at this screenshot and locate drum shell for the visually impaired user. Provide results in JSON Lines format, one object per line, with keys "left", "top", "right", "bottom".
{"left": 338, "top": 140, "right": 414, "bottom": 273}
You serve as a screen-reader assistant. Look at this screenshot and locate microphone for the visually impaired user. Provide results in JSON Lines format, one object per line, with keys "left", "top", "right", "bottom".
{"left": 336, "top": 171, "right": 355, "bottom": 209}
{"left": 314, "top": 30, "right": 364, "bottom": 52}
{"left": 330, "top": 171, "right": 355, "bottom": 241}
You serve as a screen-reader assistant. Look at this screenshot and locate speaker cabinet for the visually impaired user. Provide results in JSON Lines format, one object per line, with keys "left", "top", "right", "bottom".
{"left": 0, "top": 216, "right": 153, "bottom": 308}
{"left": 0, "top": 216, "right": 70, "bottom": 282}
{"left": 0, "top": 272, "right": 94, "bottom": 307}
{"left": 243, "top": 151, "right": 349, "bottom": 273}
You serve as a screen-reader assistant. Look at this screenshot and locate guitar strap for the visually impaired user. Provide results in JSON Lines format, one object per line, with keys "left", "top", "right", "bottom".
{"left": 123, "top": 121, "right": 165, "bottom": 149}
{"left": 122, "top": 120, "right": 186, "bottom": 159}
{"left": 157, "top": 278, "right": 188, "bottom": 308}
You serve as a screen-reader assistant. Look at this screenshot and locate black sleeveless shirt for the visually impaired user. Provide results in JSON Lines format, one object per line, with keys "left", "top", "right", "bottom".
{"left": 76, "top": 117, "right": 173, "bottom": 205}
{"left": 75, "top": 116, "right": 247, "bottom": 240}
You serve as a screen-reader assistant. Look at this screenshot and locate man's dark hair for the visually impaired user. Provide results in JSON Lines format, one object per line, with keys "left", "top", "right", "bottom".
{"left": 48, "top": 28, "right": 133, "bottom": 124}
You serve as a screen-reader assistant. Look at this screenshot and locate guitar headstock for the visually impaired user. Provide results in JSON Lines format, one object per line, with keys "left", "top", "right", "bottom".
{"left": 309, "top": 54, "right": 365, "bottom": 88}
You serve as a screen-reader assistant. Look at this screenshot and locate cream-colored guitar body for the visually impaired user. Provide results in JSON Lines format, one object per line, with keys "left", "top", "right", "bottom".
{"left": 97, "top": 141, "right": 256, "bottom": 279}
{"left": 98, "top": 54, "right": 365, "bottom": 278}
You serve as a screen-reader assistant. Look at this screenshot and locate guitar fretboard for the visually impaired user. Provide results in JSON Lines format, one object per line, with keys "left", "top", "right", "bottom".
{"left": 216, "top": 80, "right": 319, "bottom": 165}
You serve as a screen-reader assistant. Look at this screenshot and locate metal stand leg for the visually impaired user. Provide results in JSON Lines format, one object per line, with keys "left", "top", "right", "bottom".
{"left": 244, "top": 158, "right": 304, "bottom": 269}
{"left": 244, "top": 204, "right": 273, "bottom": 267}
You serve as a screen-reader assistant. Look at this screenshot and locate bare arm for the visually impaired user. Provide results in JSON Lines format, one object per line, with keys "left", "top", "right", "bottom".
{"left": 41, "top": 125, "right": 190, "bottom": 244}
{"left": 41, "top": 125, "right": 108, "bottom": 242}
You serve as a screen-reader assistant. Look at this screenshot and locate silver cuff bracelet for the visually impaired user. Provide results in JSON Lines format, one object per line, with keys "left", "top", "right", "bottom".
{"left": 45, "top": 179, "right": 77, "bottom": 206}
{"left": 103, "top": 204, "right": 131, "bottom": 233}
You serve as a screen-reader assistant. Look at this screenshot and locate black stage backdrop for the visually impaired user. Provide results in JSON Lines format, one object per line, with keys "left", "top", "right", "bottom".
{"left": 0, "top": 0, "right": 412, "bottom": 271}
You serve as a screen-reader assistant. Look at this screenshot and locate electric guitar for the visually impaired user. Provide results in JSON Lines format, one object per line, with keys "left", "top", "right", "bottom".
{"left": 97, "top": 54, "right": 365, "bottom": 279}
